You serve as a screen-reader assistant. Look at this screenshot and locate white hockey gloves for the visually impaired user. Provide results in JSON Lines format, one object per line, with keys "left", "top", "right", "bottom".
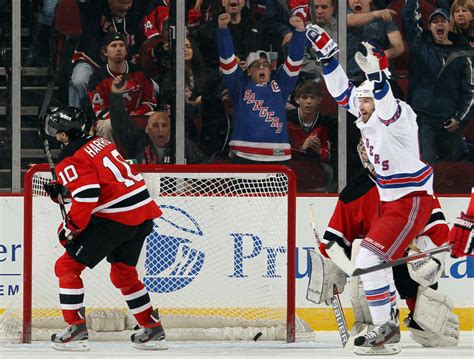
{"left": 305, "top": 24, "right": 339, "bottom": 62}
{"left": 407, "top": 235, "right": 446, "bottom": 287}
{"left": 354, "top": 42, "right": 391, "bottom": 85}
{"left": 306, "top": 250, "right": 347, "bottom": 305}
{"left": 406, "top": 287, "right": 459, "bottom": 347}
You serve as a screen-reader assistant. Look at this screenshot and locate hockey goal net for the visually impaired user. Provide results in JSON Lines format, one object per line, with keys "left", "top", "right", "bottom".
{"left": 1, "top": 163, "right": 315, "bottom": 343}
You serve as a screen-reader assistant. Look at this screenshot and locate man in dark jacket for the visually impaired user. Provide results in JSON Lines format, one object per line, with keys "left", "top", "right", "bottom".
{"left": 403, "top": 2, "right": 474, "bottom": 164}
{"left": 109, "top": 75, "right": 208, "bottom": 164}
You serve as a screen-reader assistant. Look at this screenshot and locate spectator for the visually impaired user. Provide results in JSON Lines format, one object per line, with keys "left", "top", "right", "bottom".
{"left": 109, "top": 75, "right": 208, "bottom": 164}
{"left": 69, "top": 0, "right": 162, "bottom": 110}
{"left": 25, "top": 0, "right": 58, "bottom": 67}
{"left": 403, "top": 1, "right": 474, "bottom": 164}
{"left": 287, "top": 80, "right": 336, "bottom": 191}
{"left": 195, "top": 0, "right": 262, "bottom": 69}
{"left": 347, "top": 0, "right": 405, "bottom": 84}
{"left": 88, "top": 33, "right": 156, "bottom": 143}
{"left": 217, "top": 13, "right": 306, "bottom": 164}
{"left": 450, "top": 0, "right": 474, "bottom": 46}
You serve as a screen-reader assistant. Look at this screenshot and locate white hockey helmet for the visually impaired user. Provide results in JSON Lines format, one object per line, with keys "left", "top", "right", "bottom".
{"left": 355, "top": 80, "right": 374, "bottom": 98}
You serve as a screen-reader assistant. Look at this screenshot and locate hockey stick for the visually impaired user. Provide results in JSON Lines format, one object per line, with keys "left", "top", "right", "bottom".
{"left": 307, "top": 206, "right": 350, "bottom": 348}
{"left": 326, "top": 240, "right": 452, "bottom": 277}
{"left": 37, "top": 83, "right": 68, "bottom": 223}
{"left": 308, "top": 0, "right": 316, "bottom": 24}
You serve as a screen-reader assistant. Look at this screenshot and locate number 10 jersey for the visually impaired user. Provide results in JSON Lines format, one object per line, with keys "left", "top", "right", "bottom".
{"left": 55, "top": 135, "right": 162, "bottom": 231}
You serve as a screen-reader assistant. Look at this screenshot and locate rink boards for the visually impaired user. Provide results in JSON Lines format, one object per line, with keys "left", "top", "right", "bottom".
{"left": 0, "top": 194, "right": 472, "bottom": 330}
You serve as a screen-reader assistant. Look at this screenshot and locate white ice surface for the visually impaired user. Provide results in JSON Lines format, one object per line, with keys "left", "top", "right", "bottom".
{"left": 1, "top": 331, "right": 473, "bottom": 359}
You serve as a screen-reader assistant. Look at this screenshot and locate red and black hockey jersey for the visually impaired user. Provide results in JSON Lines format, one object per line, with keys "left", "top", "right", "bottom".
{"left": 55, "top": 136, "right": 162, "bottom": 231}
{"left": 88, "top": 62, "right": 156, "bottom": 120}
{"left": 73, "top": 0, "right": 165, "bottom": 67}
{"left": 321, "top": 169, "right": 449, "bottom": 258}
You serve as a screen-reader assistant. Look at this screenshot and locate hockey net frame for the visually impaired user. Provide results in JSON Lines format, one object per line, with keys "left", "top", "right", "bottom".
{"left": 17, "top": 163, "right": 299, "bottom": 343}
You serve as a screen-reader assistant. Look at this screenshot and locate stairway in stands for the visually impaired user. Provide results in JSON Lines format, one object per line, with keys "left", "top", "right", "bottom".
{"left": 0, "top": 4, "right": 65, "bottom": 192}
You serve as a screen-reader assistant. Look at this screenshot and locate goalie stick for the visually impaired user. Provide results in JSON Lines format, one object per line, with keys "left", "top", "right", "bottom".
{"left": 37, "top": 82, "right": 68, "bottom": 223}
{"left": 326, "top": 240, "right": 452, "bottom": 277}
{"left": 307, "top": 206, "right": 350, "bottom": 348}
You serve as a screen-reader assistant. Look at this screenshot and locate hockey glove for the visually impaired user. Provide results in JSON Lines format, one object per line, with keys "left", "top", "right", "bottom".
{"left": 449, "top": 212, "right": 474, "bottom": 258}
{"left": 305, "top": 24, "right": 339, "bottom": 62}
{"left": 354, "top": 42, "right": 391, "bottom": 86}
{"left": 57, "top": 216, "right": 80, "bottom": 246}
{"left": 44, "top": 180, "right": 72, "bottom": 204}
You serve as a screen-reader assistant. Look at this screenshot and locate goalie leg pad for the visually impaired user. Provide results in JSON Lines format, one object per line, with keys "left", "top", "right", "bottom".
{"left": 306, "top": 250, "right": 347, "bottom": 305}
{"left": 410, "top": 287, "right": 459, "bottom": 347}
{"left": 350, "top": 277, "right": 374, "bottom": 336}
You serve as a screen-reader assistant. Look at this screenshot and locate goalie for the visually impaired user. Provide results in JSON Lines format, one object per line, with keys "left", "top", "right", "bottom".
{"left": 305, "top": 22, "right": 458, "bottom": 354}
{"left": 307, "top": 142, "right": 459, "bottom": 352}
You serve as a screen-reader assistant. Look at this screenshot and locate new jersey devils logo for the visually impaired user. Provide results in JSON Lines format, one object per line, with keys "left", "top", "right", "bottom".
{"left": 143, "top": 205, "right": 205, "bottom": 293}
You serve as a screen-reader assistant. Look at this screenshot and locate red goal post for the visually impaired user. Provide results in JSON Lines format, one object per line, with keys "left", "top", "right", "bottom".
{"left": 19, "top": 163, "right": 299, "bottom": 343}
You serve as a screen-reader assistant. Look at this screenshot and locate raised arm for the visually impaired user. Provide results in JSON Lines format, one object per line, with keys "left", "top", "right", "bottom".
{"left": 306, "top": 24, "right": 359, "bottom": 117}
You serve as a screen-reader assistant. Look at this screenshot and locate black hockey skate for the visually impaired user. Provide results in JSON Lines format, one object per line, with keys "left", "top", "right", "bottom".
{"left": 353, "top": 310, "right": 400, "bottom": 355}
{"left": 131, "top": 309, "right": 168, "bottom": 350}
{"left": 51, "top": 322, "right": 89, "bottom": 351}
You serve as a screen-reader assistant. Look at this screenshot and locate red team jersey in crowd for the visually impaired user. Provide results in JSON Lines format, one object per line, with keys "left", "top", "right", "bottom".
{"left": 55, "top": 136, "right": 161, "bottom": 231}
{"left": 321, "top": 170, "right": 449, "bottom": 258}
{"left": 88, "top": 63, "right": 156, "bottom": 120}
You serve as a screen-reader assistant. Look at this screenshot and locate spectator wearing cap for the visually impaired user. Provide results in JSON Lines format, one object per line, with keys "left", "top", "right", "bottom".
{"left": 217, "top": 13, "right": 306, "bottom": 164}
{"left": 69, "top": 0, "right": 163, "bottom": 110}
{"left": 109, "top": 75, "right": 208, "bottom": 164}
{"left": 287, "top": 81, "right": 336, "bottom": 191}
{"left": 87, "top": 32, "right": 156, "bottom": 143}
{"left": 450, "top": 0, "right": 474, "bottom": 46}
{"left": 403, "top": 0, "right": 474, "bottom": 164}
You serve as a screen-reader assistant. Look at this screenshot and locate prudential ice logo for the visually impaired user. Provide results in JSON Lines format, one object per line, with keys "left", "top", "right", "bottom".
{"left": 143, "top": 205, "right": 205, "bottom": 293}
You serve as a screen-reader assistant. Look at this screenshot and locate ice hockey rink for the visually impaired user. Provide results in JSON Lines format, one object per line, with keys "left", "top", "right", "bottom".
{"left": 1, "top": 332, "right": 473, "bottom": 359}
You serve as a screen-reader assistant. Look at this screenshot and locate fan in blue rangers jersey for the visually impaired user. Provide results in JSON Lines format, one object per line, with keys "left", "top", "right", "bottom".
{"left": 305, "top": 24, "right": 436, "bottom": 356}
{"left": 217, "top": 13, "right": 306, "bottom": 163}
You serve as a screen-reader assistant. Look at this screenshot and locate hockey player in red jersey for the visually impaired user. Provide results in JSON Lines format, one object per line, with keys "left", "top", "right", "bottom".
{"left": 42, "top": 107, "right": 167, "bottom": 351}
{"left": 309, "top": 141, "right": 459, "bottom": 349}
{"left": 449, "top": 188, "right": 474, "bottom": 257}
{"left": 306, "top": 24, "right": 436, "bottom": 354}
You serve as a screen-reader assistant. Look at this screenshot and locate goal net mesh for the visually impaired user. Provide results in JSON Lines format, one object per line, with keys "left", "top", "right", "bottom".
{"left": 1, "top": 165, "right": 315, "bottom": 342}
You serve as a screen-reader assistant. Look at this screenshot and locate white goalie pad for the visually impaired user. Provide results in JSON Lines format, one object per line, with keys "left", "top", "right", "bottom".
{"left": 410, "top": 287, "right": 459, "bottom": 347}
{"left": 306, "top": 250, "right": 347, "bottom": 305}
{"left": 408, "top": 236, "right": 446, "bottom": 287}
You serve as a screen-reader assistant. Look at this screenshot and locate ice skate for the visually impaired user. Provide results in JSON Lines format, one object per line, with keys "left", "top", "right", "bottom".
{"left": 131, "top": 310, "right": 168, "bottom": 350}
{"left": 353, "top": 311, "right": 401, "bottom": 355}
{"left": 51, "top": 322, "right": 89, "bottom": 351}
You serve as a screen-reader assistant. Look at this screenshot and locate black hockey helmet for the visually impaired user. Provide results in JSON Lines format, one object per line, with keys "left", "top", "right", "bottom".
{"left": 45, "top": 106, "right": 85, "bottom": 138}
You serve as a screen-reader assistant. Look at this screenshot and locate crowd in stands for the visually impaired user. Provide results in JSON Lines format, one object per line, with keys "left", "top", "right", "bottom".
{"left": 15, "top": 0, "right": 474, "bottom": 192}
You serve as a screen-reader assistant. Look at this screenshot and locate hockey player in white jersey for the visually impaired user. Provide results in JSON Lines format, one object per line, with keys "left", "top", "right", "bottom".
{"left": 306, "top": 25, "right": 435, "bottom": 355}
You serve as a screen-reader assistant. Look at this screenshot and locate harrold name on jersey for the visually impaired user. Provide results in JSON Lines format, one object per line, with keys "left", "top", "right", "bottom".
{"left": 84, "top": 137, "right": 112, "bottom": 158}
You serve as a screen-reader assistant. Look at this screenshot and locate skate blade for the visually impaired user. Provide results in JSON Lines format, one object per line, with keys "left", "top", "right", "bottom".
{"left": 133, "top": 338, "right": 169, "bottom": 351}
{"left": 52, "top": 340, "right": 90, "bottom": 352}
{"left": 353, "top": 343, "right": 401, "bottom": 356}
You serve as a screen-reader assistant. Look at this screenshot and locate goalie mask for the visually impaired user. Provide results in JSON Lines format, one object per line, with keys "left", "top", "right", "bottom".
{"left": 357, "top": 138, "right": 376, "bottom": 174}
{"left": 45, "top": 106, "right": 85, "bottom": 138}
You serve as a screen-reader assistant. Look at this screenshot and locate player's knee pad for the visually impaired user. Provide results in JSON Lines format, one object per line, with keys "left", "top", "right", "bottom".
{"left": 355, "top": 246, "right": 387, "bottom": 289}
{"left": 110, "top": 262, "right": 139, "bottom": 289}
{"left": 54, "top": 252, "right": 85, "bottom": 278}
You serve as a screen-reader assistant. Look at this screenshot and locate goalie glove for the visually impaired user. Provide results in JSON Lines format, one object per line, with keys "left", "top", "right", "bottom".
{"left": 305, "top": 24, "right": 339, "bottom": 62}
{"left": 407, "top": 249, "right": 443, "bottom": 287}
{"left": 354, "top": 42, "right": 391, "bottom": 86}
{"left": 43, "top": 180, "right": 72, "bottom": 204}
{"left": 57, "top": 216, "right": 80, "bottom": 246}
{"left": 306, "top": 250, "right": 346, "bottom": 305}
{"left": 449, "top": 212, "right": 474, "bottom": 258}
